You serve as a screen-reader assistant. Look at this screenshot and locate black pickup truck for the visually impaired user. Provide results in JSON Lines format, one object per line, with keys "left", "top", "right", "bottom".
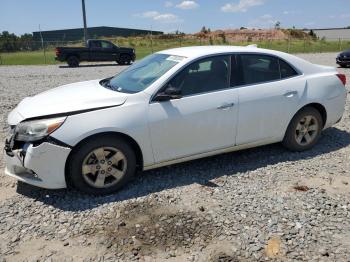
{"left": 55, "top": 39, "right": 135, "bottom": 67}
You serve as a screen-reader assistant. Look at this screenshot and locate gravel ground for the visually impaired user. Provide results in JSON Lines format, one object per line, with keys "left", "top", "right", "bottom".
{"left": 0, "top": 54, "right": 349, "bottom": 261}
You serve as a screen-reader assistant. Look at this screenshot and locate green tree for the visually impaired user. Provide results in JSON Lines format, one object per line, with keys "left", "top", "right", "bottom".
{"left": 308, "top": 30, "right": 317, "bottom": 40}
{"left": 0, "top": 31, "right": 34, "bottom": 52}
{"left": 0, "top": 31, "right": 18, "bottom": 51}
{"left": 274, "top": 21, "right": 281, "bottom": 29}
{"left": 201, "top": 26, "right": 208, "bottom": 34}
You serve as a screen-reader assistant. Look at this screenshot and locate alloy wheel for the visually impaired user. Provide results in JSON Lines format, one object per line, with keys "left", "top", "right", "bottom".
{"left": 82, "top": 147, "right": 127, "bottom": 188}
{"left": 295, "top": 115, "right": 319, "bottom": 146}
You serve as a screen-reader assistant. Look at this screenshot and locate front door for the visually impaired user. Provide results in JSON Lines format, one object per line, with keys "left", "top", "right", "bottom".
{"left": 148, "top": 55, "right": 239, "bottom": 163}
{"left": 90, "top": 41, "right": 116, "bottom": 61}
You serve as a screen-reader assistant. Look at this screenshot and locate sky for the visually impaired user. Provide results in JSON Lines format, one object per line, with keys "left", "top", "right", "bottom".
{"left": 1, "top": 0, "right": 350, "bottom": 35}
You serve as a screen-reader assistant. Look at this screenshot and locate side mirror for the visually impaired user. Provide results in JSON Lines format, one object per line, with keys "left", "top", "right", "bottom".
{"left": 154, "top": 86, "right": 182, "bottom": 102}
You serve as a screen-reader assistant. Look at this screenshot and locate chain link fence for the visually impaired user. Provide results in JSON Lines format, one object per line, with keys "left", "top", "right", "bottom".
{"left": 0, "top": 36, "right": 349, "bottom": 65}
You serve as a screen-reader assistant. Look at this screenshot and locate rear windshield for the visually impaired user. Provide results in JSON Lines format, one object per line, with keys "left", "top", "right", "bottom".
{"left": 105, "top": 54, "right": 185, "bottom": 93}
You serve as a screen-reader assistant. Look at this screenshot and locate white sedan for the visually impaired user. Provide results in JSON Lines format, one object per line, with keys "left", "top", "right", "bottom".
{"left": 4, "top": 46, "right": 347, "bottom": 195}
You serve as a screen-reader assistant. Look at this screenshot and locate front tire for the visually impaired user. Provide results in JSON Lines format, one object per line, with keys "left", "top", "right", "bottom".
{"left": 282, "top": 107, "right": 323, "bottom": 151}
{"left": 117, "top": 54, "right": 131, "bottom": 65}
{"left": 68, "top": 136, "right": 136, "bottom": 195}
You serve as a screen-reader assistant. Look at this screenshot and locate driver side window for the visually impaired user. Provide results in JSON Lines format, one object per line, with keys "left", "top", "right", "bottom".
{"left": 168, "top": 55, "right": 230, "bottom": 96}
{"left": 101, "top": 41, "right": 113, "bottom": 49}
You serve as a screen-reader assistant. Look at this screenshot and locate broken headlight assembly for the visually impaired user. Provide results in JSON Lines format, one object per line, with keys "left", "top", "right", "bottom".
{"left": 15, "top": 117, "right": 67, "bottom": 142}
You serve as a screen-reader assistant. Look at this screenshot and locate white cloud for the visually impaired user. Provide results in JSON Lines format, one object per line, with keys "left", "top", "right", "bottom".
{"left": 136, "top": 11, "right": 160, "bottom": 18}
{"left": 135, "top": 11, "right": 182, "bottom": 23}
{"left": 305, "top": 21, "right": 315, "bottom": 27}
{"left": 153, "top": 13, "right": 180, "bottom": 22}
{"left": 249, "top": 14, "right": 277, "bottom": 28}
{"left": 165, "top": 1, "right": 173, "bottom": 7}
{"left": 340, "top": 13, "right": 350, "bottom": 19}
{"left": 221, "top": 0, "right": 264, "bottom": 13}
{"left": 328, "top": 14, "right": 350, "bottom": 19}
{"left": 283, "top": 10, "right": 301, "bottom": 15}
{"left": 176, "top": 1, "right": 199, "bottom": 10}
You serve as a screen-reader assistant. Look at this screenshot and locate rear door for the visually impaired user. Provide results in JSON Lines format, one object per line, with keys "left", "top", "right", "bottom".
{"left": 89, "top": 40, "right": 104, "bottom": 61}
{"left": 234, "top": 54, "right": 305, "bottom": 145}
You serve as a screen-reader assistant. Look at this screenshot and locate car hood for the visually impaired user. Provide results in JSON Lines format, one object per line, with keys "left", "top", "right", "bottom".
{"left": 339, "top": 50, "right": 350, "bottom": 56}
{"left": 119, "top": 46, "right": 134, "bottom": 52}
{"left": 8, "top": 79, "right": 128, "bottom": 125}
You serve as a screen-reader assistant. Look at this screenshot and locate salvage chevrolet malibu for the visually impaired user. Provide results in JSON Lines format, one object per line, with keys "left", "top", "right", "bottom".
{"left": 4, "top": 46, "right": 347, "bottom": 195}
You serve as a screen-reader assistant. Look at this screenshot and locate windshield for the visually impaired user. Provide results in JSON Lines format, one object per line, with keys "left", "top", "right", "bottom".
{"left": 106, "top": 53, "right": 185, "bottom": 93}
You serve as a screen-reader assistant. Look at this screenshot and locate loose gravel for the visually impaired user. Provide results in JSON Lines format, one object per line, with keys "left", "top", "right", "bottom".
{"left": 0, "top": 54, "right": 349, "bottom": 261}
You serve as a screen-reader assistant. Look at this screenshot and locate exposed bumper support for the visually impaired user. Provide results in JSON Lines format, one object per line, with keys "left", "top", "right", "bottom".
{"left": 4, "top": 142, "right": 71, "bottom": 189}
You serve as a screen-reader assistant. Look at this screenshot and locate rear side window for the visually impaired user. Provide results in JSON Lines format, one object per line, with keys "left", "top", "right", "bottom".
{"left": 239, "top": 54, "right": 280, "bottom": 85}
{"left": 90, "top": 41, "right": 102, "bottom": 48}
{"left": 279, "top": 59, "right": 298, "bottom": 79}
{"left": 234, "top": 54, "right": 299, "bottom": 86}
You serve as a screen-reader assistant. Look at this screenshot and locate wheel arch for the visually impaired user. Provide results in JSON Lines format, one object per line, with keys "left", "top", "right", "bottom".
{"left": 64, "top": 131, "right": 144, "bottom": 187}
{"left": 283, "top": 102, "right": 327, "bottom": 141}
{"left": 118, "top": 53, "right": 132, "bottom": 61}
{"left": 120, "top": 53, "right": 131, "bottom": 57}
{"left": 66, "top": 53, "right": 80, "bottom": 60}
{"left": 299, "top": 103, "right": 327, "bottom": 128}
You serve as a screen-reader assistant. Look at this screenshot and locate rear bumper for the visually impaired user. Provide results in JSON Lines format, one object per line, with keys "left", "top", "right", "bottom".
{"left": 4, "top": 142, "right": 71, "bottom": 189}
{"left": 324, "top": 90, "right": 347, "bottom": 129}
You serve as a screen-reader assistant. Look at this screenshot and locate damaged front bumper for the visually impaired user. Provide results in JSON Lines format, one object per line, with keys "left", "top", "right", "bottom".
{"left": 4, "top": 136, "right": 71, "bottom": 189}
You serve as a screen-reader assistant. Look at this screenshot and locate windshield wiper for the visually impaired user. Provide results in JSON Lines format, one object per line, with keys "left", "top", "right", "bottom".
{"left": 102, "top": 78, "right": 115, "bottom": 90}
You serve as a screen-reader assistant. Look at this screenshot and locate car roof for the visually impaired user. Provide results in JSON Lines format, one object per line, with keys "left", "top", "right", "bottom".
{"left": 157, "top": 45, "right": 323, "bottom": 75}
{"left": 157, "top": 45, "right": 284, "bottom": 59}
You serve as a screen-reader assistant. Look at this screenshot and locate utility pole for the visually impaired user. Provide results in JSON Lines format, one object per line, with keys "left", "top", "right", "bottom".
{"left": 39, "top": 24, "right": 47, "bottom": 64}
{"left": 82, "top": 0, "right": 88, "bottom": 45}
{"left": 150, "top": 25, "right": 154, "bottom": 53}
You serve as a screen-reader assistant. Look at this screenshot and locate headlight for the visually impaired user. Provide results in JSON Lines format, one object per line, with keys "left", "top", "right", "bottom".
{"left": 15, "top": 117, "right": 66, "bottom": 142}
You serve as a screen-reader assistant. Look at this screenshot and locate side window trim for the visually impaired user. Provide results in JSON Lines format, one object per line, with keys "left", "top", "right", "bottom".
{"left": 151, "top": 54, "right": 233, "bottom": 102}
{"left": 277, "top": 59, "right": 282, "bottom": 79}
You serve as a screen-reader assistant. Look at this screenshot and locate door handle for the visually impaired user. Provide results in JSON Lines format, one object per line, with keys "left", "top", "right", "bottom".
{"left": 283, "top": 91, "right": 298, "bottom": 98}
{"left": 217, "top": 103, "right": 235, "bottom": 110}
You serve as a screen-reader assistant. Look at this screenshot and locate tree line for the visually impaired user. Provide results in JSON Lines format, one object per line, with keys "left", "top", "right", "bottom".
{"left": 0, "top": 31, "right": 38, "bottom": 52}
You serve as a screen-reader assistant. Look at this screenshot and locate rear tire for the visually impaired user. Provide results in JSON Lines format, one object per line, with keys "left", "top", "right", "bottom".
{"left": 67, "top": 56, "right": 79, "bottom": 67}
{"left": 117, "top": 54, "right": 131, "bottom": 65}
{"left": 282, "top": 107, "right": 323, "bottom": 151}
{"left": 68, "top": 135, "right": 136, "bottom": 195}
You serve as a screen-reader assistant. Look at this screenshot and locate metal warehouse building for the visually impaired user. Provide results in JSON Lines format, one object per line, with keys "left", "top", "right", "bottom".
{"left": 32, "top": 26, "right": 163, "bottom": 41}
{"left": 303, "top": 27, "right": 350, "bottom": 40}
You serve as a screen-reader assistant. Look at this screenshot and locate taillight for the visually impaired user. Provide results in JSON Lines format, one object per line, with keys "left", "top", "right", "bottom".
{"left": 336, "top": 74, "right": 346, "bottom": 86}
{"left": 55, "top": 48, "right": 60, "bottom": 56}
